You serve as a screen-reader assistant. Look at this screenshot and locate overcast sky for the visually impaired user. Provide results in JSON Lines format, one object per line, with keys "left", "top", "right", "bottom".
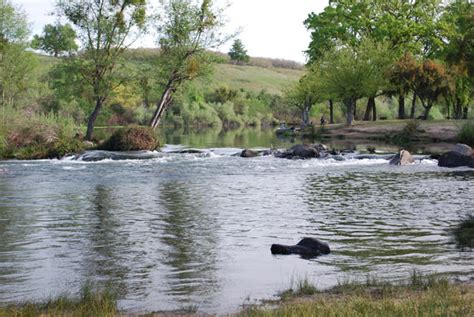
{"left": 14, "top": 0, "right": 327, "bottom": 63}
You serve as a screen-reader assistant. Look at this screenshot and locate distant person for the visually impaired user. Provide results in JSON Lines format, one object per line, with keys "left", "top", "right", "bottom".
{"left": 320, "top": 115, "right": 326, "bottom": 126}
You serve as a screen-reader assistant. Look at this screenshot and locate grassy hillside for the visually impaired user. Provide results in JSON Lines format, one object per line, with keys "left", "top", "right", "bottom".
{"left": 203, "top": 64, "right": 302, "bottom": 95}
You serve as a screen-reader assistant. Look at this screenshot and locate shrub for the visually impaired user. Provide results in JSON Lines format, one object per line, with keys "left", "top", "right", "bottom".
{"left": 458, "top": 120, "right": 474, "bottom": 146}
{"left": 100, "top": 126, "right": 159, "bottom": 151}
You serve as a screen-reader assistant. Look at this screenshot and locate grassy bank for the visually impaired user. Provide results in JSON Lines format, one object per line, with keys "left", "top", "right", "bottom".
{"left": 0, "top": 284, "right": 117, "bottom": 317}
{"left": 1, "top": 274, "right": 472, "bottom": 316}
{"left": 240, "top": 274, "right": 474, "bottom": 317}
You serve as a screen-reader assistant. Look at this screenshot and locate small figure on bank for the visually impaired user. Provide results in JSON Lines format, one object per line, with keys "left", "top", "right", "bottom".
{"left": 320, "top": 115, "right": 327, "bottom": 126}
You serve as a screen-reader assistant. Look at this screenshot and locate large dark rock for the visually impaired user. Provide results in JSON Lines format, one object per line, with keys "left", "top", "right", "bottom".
{"left": 438, "top": 144, "right": 474, "bottom": 168}
{"left": 276, "top": 144, "right": 321, "bottom": 160}
{"left": 389, "top": 150, "right": 415, "bottom": 166}
{"left": 271, "top": 237, "right": 330, "bottom": 257}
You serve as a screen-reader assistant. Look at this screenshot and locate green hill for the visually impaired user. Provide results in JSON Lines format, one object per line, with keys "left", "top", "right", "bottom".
{"left": 203, "top": 63, "right": 302, "bottom": 95}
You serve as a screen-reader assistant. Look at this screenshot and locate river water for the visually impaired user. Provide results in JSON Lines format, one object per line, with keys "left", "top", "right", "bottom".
{"left": 0, "top": 129, "right": 473, "bottom": 314}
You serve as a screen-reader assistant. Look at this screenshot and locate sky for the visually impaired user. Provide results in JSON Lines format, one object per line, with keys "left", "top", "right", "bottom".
{"left": 13, "top": 0, "right": 327, "bottom": 63}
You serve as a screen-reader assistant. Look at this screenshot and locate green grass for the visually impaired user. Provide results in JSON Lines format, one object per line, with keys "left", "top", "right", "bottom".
{"left": 458, "top": 120, "right": 474, "bottom": 146}
{"left": 0, "top": 283, "right": 117, "bottom": 317}
{"left": 240, "top": 273, "right": 474, "bottom": 317}
{"left": 198, "top": 64, "right": 302, "bottom": 95}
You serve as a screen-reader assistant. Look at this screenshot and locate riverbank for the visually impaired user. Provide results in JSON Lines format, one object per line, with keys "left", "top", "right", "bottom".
{"left": 1, "top": 275, "right": 472, "bottom": 316}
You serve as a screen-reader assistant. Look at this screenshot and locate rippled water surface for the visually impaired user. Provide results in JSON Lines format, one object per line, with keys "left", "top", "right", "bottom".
{"left": 0, "top": 144, "right": 473, "bottom": 313}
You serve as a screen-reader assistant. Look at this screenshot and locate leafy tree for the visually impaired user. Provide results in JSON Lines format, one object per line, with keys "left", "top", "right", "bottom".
{"left": 149, "top": 0, "right": 229, "bottom": 129}
{"left": 228, "top": 39, "right": 249, "bottom": 65}
{"left": 284, "top": 73, "right": 321, "bottom": 126}
{"left": 0, "top": 0, "right": 29, "bottom": 46}
{"left": 317, "top": 39, "right": 387, "bottom": 125}
{"left": 386, "top": 53, "right": 419, "bottom": 119}
{"left": 413, "top": 59, "right": 448, "bottom": 120}
{"left": 56, "top": 0, "right": 147, "bottom": 140}
{"left": 32, "top": 23, "right": 78, "bottom": 57}
{"left": 0, "top": 1, "right": 37, "bottom": 110}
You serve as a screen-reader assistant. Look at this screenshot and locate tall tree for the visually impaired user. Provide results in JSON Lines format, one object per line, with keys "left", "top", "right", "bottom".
{"left": 149, "top": 0, "right": 229, "bottom": 129}
{"left": 284, "top": 71, "right": 322, "bottom": 126}
{"left": 317, "top": 39, "right": 386, "bottom": 126}
{"left": 57, "top": 0, "right": 147, "bottom": 140}
{"left": 413, "top": 59, "right": 448, "bottom": 120}
{"left": 228, "top": 39, "right": 249, "bottom": 65}
{"left": 32, "top": 23, "right": 78, "bottom": 57}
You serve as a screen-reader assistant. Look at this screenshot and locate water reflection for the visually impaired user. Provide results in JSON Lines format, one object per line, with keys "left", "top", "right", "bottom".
{"left": 84, "top": 185, "right": 130, "bottom": 296}
{"left": 158, "top": 181, "right": 220, "bottom": 305}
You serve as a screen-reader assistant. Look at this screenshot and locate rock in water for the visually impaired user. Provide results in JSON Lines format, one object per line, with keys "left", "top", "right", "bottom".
{"left": 276, "top": 144, "right": 320, "bottom": 160}
{"left": 438, "top": 144, "right": 474, "bottom": 168}
{"left": 240, "top": 149, "right": 259, "bottom": 158}
{"left": 389, "top": 150, "right": 415, "bottom": 166}
{"left": 271, "top": 237, "right": 330, "bottom": 257}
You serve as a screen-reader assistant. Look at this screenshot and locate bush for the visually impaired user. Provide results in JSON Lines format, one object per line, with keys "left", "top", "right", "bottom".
{"left": 99, "top": 126, "right": 159, "bottom": 151}
{"left": 458, "top": 120, "right": 474, "bottom": 146}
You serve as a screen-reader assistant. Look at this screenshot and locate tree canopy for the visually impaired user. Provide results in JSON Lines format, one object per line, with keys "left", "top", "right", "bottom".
{"left": 56, "top": 0, "right": 148, "bottom": 140}
{"left": 32, "top": 23, "right": 78, "bottom": 57}
{"left": 228, "top": 39, "right": 250, "bottom": 65}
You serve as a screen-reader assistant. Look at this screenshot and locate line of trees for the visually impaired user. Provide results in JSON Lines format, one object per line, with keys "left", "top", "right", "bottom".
{"left": 289, "top": 0, "right": 473, "bottom": 126}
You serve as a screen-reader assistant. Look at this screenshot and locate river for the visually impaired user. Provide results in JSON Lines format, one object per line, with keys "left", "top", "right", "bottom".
{"left": 0, "top": 128, "right": 473, "bottom": 314}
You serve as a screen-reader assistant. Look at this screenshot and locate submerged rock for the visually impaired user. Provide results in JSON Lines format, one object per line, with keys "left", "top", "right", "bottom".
{"left": 75, "top": 150, "right": 161, "bottom": 162}
{"left": 389, "top": 150, "right": 415, "bottom": 166}
{"left": 271, "top": 237, "right": 330, "bottom": 257}
{"left": 438, "top": 144, "right": 474, "bottom": 168}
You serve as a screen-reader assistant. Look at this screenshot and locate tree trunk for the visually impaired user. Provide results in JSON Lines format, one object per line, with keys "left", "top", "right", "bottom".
{"left": 329, "top": 99, "right": 334, "bottom": 124}
{"left": 302, "top": 106, "right": 310, "bottom": 126}
{"left": 150, "top": 81, "right": 174, "bottom": 129}
{"left": 372, "top": 99, "right": 377, "bottom": 121}
{"left": 463, "top": 105, "right": 469, "bottom": 119}
{"left": 353, "top": 99, "right": 357, "bottom": 120}
{"left": 398, "top": 95, "right": 405, "bottom": 119}
{"left": 85, "top": 97, "right": 105, "bottom": 141}
{"left": 410, "top": 93, "right": 417, "bottom": 119}
{"left": 345, "top": 99, "right": 354, "bottom": 126}
{"left": 422, "top": 101, "right": 432, "bottom": 120}
{"left": 363, "top": 96, "right": 375, "bottom": 121}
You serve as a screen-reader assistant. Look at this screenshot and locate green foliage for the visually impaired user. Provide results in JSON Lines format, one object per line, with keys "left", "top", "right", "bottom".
{"left": 304, "top": 0, "right": 445, "bottom": 63}
{"left": 458, "top": 120, "right": 474, "bottom": 146}
{"left": 32, "top": 23, "right": 78, "bottom": 57}
{"left": 100, "top": 126, "right": 159, "bottom": 151}
{"left": 0, "top": 0, "right": 29, "bottom": 46}
{"left": 0, "top": 43, "right": 38, "bottom": 107}
{"left": 0, "top": 105, "right": 85, "bottom": 159}
{"left": 316, "top": 39, "right": 392, "bottom": 125}
{"left": 228, "top": 39, "right": 250, "bottom": 65}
